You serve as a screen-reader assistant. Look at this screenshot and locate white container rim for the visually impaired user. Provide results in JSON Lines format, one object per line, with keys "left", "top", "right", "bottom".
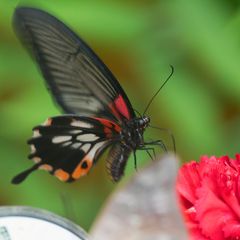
{"left": 0, "top": 206, "right": 88, "bottom": 239}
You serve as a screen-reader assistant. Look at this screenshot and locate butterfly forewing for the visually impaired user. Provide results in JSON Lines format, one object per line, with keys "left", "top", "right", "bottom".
{"left": 13, "top": 7, "right": 135, "bottom": 123}
{"left": 12, "top": 116, "right": 121, "bottom": 184}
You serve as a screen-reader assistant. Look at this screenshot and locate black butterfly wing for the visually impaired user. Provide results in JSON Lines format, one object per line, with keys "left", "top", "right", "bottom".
{"left": 12, "top": 115, "right": 123, "bottom": 184}
{"left": 13, "top": 7, "right": 135, "bottom": 122}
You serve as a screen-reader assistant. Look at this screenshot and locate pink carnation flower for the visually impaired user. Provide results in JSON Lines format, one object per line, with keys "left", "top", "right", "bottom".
{"left": 176, "top": 154, "right": 240, "bottom": 239}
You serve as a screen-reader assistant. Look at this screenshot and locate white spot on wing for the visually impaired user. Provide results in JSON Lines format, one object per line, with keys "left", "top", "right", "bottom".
{"left": 62, "top": 141, "right": 72, "bottom": 147}
{"left": 82, "top": 143, "right": 91, "bottom": 153}
{"left": 52, "top": 136, "right": 72, "bottom": 143}
{"left": 33, "top": 157, "right": 41, "bottom": 163}
{"left": 70, "top": 130, "right": 82, "bottom": 134}
{"left": 71, "top": 142, "right": 82, "bottom": 149}
{"left": 33, "top": 130, "right": 41, "bottom": 137}
{"left": 71, "top": 120, "right": 92, "bottom": 128}
{"left": 30, "top": 145, "right": 36, "bottom": 153}
{"left": 77, "top": 134, "right": 99, "bottom": 142}
{"left": 86, "top": 142, "right": 106, "bottom": 160}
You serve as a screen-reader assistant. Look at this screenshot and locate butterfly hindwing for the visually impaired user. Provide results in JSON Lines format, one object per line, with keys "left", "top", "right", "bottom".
{"left": 12, "top": 116, "right": 121, "bottom": 184}
{"left": 13, "top": 7, "right": 135, "bottom": 123}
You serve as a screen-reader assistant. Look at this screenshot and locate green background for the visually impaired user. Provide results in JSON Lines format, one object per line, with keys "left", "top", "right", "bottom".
{"left": 0, "top": 0, "right": 240, "bottom": 230}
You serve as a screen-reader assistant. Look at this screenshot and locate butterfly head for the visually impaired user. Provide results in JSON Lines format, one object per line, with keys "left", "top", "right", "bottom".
{"left": 137, "top": 116, "right": 150, "bottom": 130}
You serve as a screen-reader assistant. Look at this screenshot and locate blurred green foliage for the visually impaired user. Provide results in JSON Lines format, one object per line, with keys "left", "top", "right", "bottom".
{"left": 0, "top": 0, "right": 240, "bottom": 230}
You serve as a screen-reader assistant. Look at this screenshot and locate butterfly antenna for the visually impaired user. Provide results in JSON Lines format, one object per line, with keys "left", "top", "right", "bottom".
{"left": 143, "top": 65, "right": 174, "bottom": 116}
{"left": 133, "top": 108, "right": 142, "bottom": 117}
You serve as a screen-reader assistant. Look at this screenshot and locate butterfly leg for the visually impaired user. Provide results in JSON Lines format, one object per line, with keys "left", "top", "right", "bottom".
{"left": 133, "top": 148, "right": 155, "bottom": 172}
{"left": 146, "top": 149, "right": 154, "bottom": 161}
{"left": 138, "top": 147, "right": 156, "bottom": 161}
{"left": 149, "top": 125, "right": 176, "bottom": 153}
{"left": 144, "top": 139, "right": 168, "bottom": 153}
{"left": 133, "top": 150, "right": 137, "bottom": 171}
{"left": 147, "top": 147, "right": 156, "bottom": 160}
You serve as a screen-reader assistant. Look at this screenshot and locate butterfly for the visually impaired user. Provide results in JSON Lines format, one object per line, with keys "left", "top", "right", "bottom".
{"left": 12, "top": 7, "right": 174, "bottom": 184}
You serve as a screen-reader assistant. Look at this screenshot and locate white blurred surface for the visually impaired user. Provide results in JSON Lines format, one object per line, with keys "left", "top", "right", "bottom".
{"left": 0, "top": 217, "right": 81, "bottom": 240}
{"left": 91, "top": 154, "right": 188, "bottom": 240}
{"left": 0, "top": 207, "right": 89, "bottom": 240}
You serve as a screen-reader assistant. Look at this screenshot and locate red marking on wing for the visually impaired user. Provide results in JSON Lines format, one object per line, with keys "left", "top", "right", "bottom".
{"left": 115, "top": 95, "right": 130, "bottom": 119}
{"left": 104, "top": 128, "right": 113, "bottom": 138}
{"left": 109, "top": 95, "right": 130, "bottom": 120}
{"left": 94, "top": 117, "right": 121, "bottom": 138}
{"left": 114, "top": 124, "right": 121, "bottom": 132}
{"left": 109, "top": 103, "right": 121, "bottom": 119}
{"left": 95, "top": 118, "right": 112, "bottom": 128}
{"left": 95, "top": 118, "right": 121, "bottom": 132}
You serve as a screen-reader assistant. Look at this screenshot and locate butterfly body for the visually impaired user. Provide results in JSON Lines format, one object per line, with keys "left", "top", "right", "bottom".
{"left": 11, "top": 7, "right": 163, "bottom": 184}
{"left": 120, "top": 116, "right": 150, "bottom": 149}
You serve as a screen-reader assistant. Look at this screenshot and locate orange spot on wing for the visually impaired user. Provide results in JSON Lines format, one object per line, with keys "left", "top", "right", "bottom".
{"left": 33, "top": 157, "right": 41, "bottom": 163}
{"left": 43, "top": 118, "right": 52, "bottom": 126}
{"left": 39, "top": 164, "right": 53, "bottom": 172}
{"left": 54, "top": 169, "right": 70, "bottom": 181}
{"left": 72, "top": 158, "right": 93, "bottom": 180}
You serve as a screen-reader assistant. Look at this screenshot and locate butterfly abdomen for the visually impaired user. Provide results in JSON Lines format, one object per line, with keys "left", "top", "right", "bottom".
{"left": 107, "top": 144, "right": 131, "bottom": 182}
